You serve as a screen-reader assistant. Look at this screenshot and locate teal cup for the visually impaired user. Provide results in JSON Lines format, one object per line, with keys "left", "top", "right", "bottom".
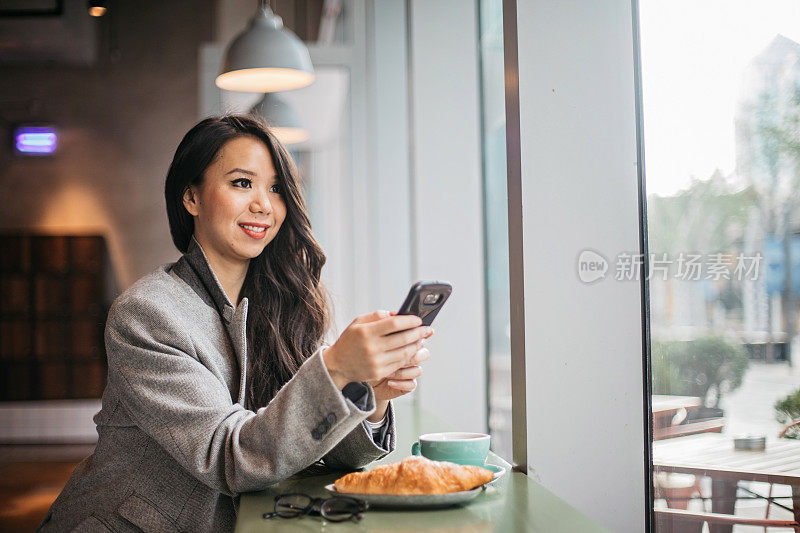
{"left": 410, "top": 432, "right": 491, "bottom": 466}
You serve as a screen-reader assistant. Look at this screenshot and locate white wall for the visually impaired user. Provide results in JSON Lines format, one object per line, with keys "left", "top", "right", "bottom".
{"left": 368, "top": 0, "right": 413, "bottom": 309}
{"left": 511, "top": 0, "right": 646, "bottom": 530}
{"left": 406, "top": 0, "right": 487, "bottom": 432}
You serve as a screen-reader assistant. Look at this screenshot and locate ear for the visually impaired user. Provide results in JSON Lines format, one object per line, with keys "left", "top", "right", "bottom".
{"left": 182, "top": 185, "right": 200, "bottom": 216}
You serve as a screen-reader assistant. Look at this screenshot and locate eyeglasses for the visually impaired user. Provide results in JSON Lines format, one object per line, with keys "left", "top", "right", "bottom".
{"left": 262, "top": 493, "right": 368, "bottom": 522}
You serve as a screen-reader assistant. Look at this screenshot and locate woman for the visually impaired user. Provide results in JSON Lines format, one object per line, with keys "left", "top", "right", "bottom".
{"left": 39, "top": 115, "right": 432, "bottom": 532}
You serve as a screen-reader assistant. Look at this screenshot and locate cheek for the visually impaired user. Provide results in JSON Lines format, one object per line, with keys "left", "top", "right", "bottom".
{"left": 204, "top": 190, "right": 243, "bottom": 223}
{"left": 275, "top": 199, "right": 288, "bottom": 227}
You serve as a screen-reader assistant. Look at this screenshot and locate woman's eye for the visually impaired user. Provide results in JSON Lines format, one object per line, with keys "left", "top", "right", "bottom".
{"left": 231, "top": 178, "right": 252, "bottom": 188}
{"left": 269, "top": 184, "right": 282, "bottom": 194}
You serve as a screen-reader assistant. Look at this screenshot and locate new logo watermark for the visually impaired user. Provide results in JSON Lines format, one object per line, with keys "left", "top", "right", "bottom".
{"left": 577, "top": 249, "right": 609, "bottom": 283}
{"left": 576, "top": 249, "right": 763, "bottom": 284}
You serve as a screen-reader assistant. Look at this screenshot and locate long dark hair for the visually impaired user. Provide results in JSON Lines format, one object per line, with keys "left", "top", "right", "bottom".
{"left": 164, "top": 114, "right": 330, "bottom": 410}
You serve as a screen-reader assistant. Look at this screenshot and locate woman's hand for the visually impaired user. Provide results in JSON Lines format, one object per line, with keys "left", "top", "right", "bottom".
{"left": 369, "top": 347, "right": 430, "bottom": 402}
{"left": 322, "top": 310, "right": 434, "bottom": 391}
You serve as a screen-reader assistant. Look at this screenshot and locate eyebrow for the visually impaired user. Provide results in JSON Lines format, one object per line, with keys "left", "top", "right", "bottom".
{"left": 225, "top": 168, "right": 257, "bottom": 176}
{"left": 224, "top": 168, "right": 279, "bottom": 181}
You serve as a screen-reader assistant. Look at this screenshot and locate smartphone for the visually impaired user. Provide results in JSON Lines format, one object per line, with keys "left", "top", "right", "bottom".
{"left": 397, "top": 281, "right": 452, "bottom": 326}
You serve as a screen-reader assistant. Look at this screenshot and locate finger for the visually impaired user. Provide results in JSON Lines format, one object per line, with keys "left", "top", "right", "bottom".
{"left": 352, "top": 310, "right": 390, "bottom": 325}
{"left": 389, "top": 365, "right": 423, "bottom": 380}
{"left": 371, "top": 314, "right": 423, "bottom": 336}
{"left": 387, "top": 378, "right": 417, "bottom": 392}
{"left": 409, "top": 347, "right": 430, "bottom": 365}
{"left": 369, "top": 377, "right": 387, "bottom": 388}
{"left": 380, "top": 341, "right": 426, "bottom": 374}
{"left": 381, "top": 325, "right": 431, "bottom": 351}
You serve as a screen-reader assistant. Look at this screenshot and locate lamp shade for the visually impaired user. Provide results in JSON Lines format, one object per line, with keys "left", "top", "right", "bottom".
{"left": 251, "top": 93, "right": 309, "bottom": 145}
{"left": 88, "top": 0, "right": 107, "bottom": 17}
{"left": 216, "top": 6, "right": 315, "bottom": 93}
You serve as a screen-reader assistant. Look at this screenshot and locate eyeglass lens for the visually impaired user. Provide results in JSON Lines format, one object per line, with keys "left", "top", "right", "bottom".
{"left": 263, "top": 494, "right": 365, "bottom": 522}
{"left": 320, "top": 497, "right": 363, "bottom": 522}
{"left": 274, "top": 494, "right": 313, "bottom": 518}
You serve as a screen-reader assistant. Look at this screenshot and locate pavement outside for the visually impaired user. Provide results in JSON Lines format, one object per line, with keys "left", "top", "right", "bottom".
{"left": 656, "top": 361, "right": 800, "bottom": 532}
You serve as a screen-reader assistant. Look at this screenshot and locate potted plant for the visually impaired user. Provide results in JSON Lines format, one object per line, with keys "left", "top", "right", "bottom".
{"left": 652, "top": 335, "right": 749, "bottom": 419}
{"left": 775, "top": 389, "right": 800, "bottom": 439}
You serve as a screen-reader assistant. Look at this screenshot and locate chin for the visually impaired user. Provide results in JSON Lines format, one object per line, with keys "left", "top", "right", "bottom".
{"left": 238, "top": 244, "right": 268, "bottom": 260}
{"left": 242, "top": 241, "right": 269, "bottom": 259}
{"left": 231, "top": 231, "right": 277, "bottom": 260}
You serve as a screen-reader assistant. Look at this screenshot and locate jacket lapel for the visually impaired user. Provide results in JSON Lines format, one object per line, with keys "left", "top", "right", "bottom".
{"left": 183, "top": 237, "right": 249, "bottom": 404}
{"left": 227, "top": 299, "right": 249, "bottom": 405}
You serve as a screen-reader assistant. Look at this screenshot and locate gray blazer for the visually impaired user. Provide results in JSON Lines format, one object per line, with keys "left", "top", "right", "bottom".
{"left": 39, "top": 238, "right": 395, "bottom": 532}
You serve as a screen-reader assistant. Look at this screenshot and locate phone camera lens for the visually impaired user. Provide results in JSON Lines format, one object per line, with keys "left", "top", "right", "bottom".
{"left": 423, "top": 293, "right": 440, "bottom": 305}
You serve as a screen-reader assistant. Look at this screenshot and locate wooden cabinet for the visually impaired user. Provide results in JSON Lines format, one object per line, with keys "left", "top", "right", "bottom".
{"left": 0, "top": 235, "right": 114, "bottom": 401}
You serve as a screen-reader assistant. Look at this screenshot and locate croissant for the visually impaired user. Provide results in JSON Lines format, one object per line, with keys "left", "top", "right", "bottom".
{"left": 334, "top": 455, "right": 494, "bottom": 495}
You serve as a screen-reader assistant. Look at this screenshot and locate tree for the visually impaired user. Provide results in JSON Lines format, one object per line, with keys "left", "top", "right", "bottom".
{"left": 747, "top": 85, "right": 800, "bottom": 362}
{"left": 648, "top": 173, "right": 756, "bottom": 256}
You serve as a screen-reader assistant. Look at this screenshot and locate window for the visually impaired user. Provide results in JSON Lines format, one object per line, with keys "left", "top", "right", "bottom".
{"left": 640, "top": 1, "right": 800, "bottom": 527}
{"left": 479, "top": 0, "right": 512, "bottom": 461}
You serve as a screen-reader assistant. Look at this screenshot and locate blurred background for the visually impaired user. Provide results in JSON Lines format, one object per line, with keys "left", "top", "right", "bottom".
{"left": 0, "top": 0, "right": 505, "bottom": 529}
{"left": 8, "top": 0, "right": 798, "bottom": 530}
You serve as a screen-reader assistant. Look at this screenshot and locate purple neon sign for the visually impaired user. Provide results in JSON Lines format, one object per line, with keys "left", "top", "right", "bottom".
{"left": 14, "top": 126, "right": 57, "bottom": 155}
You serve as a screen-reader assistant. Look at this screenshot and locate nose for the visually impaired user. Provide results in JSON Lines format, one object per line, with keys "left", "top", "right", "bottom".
{"left": 250, "top": 186, "right": 273, "bottom": 215}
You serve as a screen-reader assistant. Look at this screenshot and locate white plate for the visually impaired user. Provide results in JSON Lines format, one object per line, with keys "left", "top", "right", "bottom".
{"left": 324, "top": 483, "right": 485, "bottom": 508}
{"left": 323, "top": 465, "right": 506, "bottom": 509}
{"left": 483, "top": 464, "right": 506, "bottom": 482}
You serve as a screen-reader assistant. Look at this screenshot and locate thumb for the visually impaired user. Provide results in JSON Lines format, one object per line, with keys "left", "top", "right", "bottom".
{"left": 352, "top": 309, "right": 390, "bottom": 325}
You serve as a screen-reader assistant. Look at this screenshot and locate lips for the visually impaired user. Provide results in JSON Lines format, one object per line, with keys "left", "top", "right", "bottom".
{"left": 239, "top": 222, "right": 269, "bottom": 239}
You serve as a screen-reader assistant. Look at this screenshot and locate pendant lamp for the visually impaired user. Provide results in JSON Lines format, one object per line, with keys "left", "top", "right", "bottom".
{"left": 251, "top": 93, "right": 310, "bottom": 145}
{"left": 87, "top": 0, "right": 107, "bottom": 17}
{"left": 216, "top": 1, "right": 315, "bottom": 93}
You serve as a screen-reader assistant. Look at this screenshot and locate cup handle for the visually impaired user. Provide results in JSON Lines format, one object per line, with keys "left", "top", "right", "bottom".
{"left": 411, "top": 441, "right": 420, "bottom": 456}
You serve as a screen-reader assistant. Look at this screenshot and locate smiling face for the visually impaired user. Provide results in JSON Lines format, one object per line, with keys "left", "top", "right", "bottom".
{"left": 182, "top": 135, "right": 287, "bottom": 270}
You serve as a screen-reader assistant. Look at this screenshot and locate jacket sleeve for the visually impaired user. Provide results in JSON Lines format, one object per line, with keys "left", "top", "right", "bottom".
{"left": 104, "top": 294, "right": 375, "bottom": 496}
{"left": 321, "top": 391, "right": 396, "bottom": 470}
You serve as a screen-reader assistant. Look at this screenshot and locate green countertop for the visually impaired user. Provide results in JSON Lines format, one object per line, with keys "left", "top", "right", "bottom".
{"left": 235, "top": 402, "right": 607, "bottom": 532}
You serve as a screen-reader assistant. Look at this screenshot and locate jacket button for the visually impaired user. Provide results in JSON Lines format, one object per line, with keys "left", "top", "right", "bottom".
{"left": 317, "top": 423, "right": 327, "bottom": 434}
{"left": 326, "top": 413, "right": 337, "bottom": 424}
{"left": 311, "top": 430, "right": 320, "bottom": 440}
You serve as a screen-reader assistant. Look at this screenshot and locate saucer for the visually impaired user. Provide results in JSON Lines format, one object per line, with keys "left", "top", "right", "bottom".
{"left": 324, "top": 484, "right": 484, "bottom": 508}
{"left": 483, "top": 464, "right": 506, "bottom": 482}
